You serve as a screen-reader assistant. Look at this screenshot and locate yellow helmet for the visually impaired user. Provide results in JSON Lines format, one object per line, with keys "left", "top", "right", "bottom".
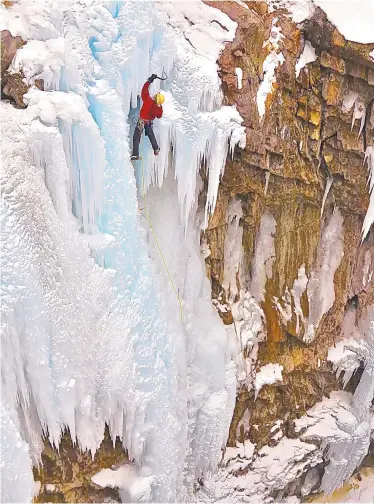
{"left": 155, "top": 93, "right": 165, "bottom": 105}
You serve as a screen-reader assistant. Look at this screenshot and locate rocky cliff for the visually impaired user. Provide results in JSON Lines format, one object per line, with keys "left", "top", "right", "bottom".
{"left": 201, "top": 0, "right": 374, "bottom": 499}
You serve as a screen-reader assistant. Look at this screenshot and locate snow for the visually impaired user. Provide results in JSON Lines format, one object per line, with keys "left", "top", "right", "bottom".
{"left": 235, "top": 67, "right": 243, "bottom": 90}
{"left": 267, "top": 0, "right": 316, "bottom": 23}
{"left": 8, "top": 37, "right": 65, "bottom": 90}
{"left": 313, "top": 0, "right": 374, "bottom": 44}
{"left": 92, "top": 464, "right": 154, "bottom": 502}
{"left": 201, "top": 436, "right": 321, "bottom": 503}
{"left": 254, "top": 363, "right": 283, "bottom": 399}
{"left": 1, "top": 0, "right": 244, "bottom": 501}
{"left": 327, "top": 338, "right": 363, "bottom": 387}
{"left": 295, "top": 40, "right": 317, "bottom": 78}
{"left": 257, "top": 18, "right": 284, "bottom": 119}
{"left": 268, "top": 0, "right": 374, "bottom": 44}
{"left": 45, "top": 484, "right": 56, "bottom": 492}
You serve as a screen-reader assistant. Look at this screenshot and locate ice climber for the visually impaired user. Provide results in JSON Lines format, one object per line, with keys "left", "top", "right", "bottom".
{"left": 131, "top": 74, "right": 165, "bottom": 161}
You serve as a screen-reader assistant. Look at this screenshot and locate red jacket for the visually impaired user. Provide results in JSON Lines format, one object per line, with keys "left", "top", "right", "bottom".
{"left": 140, "top": 81, "right": 163, "bottom": 121}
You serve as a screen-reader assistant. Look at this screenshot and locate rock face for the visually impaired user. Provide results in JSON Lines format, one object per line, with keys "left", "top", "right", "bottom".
{"left": 1, "top": 29, "right": 43, "bottom": 107}
{"left": 33, "top": 427, "right": 126, "bottom": 503}
{"left": 204, "top": 1, "right": 374, "bottom": 454}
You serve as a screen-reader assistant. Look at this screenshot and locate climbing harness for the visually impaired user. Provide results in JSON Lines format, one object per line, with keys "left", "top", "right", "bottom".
{"left": 138, "top": 139, "right": 184, "bottom": 323}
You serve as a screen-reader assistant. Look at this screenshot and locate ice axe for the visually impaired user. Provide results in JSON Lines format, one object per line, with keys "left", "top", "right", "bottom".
{"left": 155, "top": 67, "right": 168, "bottom": 81}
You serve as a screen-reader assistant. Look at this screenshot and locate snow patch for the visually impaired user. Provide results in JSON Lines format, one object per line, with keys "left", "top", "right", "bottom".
{"left": 295, "top": 40, "right": 317, "bottom": 78}
{"left": 235, "top": 67, "right": 243, "bottom": 89}
{"left": 254, "top": 363, "right": 283, "bottom": 399}
{"left": 268, "top": 0, "right": 374, "bottom": 43}
{"left": 257, "top": 18, "right": 285, "bottom": 119}
{"left": 92, "top": 464, "right": 153, "bottom": 502}
{"left": 9, "top": 38, "right": 65, "bottom": 90}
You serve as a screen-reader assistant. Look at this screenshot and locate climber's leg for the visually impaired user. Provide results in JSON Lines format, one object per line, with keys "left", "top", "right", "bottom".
{"left": 145, "top": 122, "right": 159, "bottom": 155}
{"left": 131, "top": 119, "right": 144, "bottom": 160}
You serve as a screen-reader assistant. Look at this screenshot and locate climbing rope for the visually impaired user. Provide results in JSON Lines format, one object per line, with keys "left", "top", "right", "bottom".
{"left": 139, "top": 140, "right": 184, "bottom": 323}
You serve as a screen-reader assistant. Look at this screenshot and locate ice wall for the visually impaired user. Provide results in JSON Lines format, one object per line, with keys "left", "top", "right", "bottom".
{"left": 1, "top": 0, "right": 245, "bottom": 502}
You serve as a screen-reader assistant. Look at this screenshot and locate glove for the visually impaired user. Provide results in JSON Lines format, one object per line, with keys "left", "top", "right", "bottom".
{"left": 148, "top": 74, "right": 157, "bottom": 83}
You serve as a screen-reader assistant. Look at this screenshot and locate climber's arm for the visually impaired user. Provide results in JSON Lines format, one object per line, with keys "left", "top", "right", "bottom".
{"left": 141, "top": 74, "right": 157, "bottom": 103}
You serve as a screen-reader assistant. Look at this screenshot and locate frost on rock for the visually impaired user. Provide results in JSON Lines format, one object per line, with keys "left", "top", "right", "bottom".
{"left": 1, "top": 0, "right": 245, "bottom": 502}
{"left": 257, "top": 17, "right": 285, "bottom": 119}
{"left": 254, "top": 363, "right": 283, "bottom": 399}
{"left": 295, "top": 40, "right": 317, "bottom": 78}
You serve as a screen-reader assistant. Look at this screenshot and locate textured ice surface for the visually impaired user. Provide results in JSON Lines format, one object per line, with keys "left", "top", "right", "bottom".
{"left": 1, "top": 1, "right": 245, "bottom": 502}
{"left": 0, "top": 401, "right": 34, "bottom": 504}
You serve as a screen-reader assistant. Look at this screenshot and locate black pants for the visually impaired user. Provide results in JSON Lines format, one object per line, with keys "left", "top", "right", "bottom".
{"left": 132, "top": 119, "right": 159, "bottom": 157}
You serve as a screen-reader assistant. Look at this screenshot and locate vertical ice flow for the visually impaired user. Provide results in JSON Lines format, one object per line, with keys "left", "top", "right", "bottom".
{"left": 1, "top": 0, "right": 245, "bottom": 502}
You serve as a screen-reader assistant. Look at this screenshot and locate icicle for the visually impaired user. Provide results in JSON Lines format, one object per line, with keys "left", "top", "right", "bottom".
{"left": 320, "top": 176, "right": 333, "bottom": 217}
{"left": 362, "top": 146, "right": 374, "bottom": 240}
{"left": 264, "top": 171, "right": 270, "bottom": 195}
{"left": 305, "top": 208, "right": 344, "bottom": 342}
{"left": 223, "top": 198, "right": 243, "bottom": 299}
{"left": 351, "top": 99, "right": 366, "bottom": 136}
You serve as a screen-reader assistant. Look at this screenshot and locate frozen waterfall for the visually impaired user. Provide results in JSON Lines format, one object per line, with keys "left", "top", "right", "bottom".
{"left": 0, "top": 0, "right": 245, "bottom": 502}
